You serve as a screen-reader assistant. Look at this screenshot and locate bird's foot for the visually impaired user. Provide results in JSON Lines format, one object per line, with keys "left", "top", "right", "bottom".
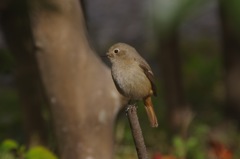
{"left": 125, "top": 102, "right": 138, "bottom": 115}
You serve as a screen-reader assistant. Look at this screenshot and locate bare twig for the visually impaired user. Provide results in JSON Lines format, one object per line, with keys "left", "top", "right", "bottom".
{"left": 126, "top": 104, "right": 148, "bottom": 159}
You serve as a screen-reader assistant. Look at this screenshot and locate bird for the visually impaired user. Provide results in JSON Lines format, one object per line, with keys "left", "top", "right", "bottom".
{"left": 106, "top": 42, "right": 158, "bottom": 127}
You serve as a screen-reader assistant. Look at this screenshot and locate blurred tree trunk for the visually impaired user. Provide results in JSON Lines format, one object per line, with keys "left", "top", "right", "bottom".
{"left": 219, "top": 0, "right": 240, "bottom": 121}
{"left": 1, "top": 0, "right": 47, "bottom": 147}
{"left": 27, "top": 0, "right": 123, "bottom": 159}
{"left": 1, "top": 0, "right": 123, "bottom": 158}
{"left": 158, "top": 31, "right": 192, "bottom": 136}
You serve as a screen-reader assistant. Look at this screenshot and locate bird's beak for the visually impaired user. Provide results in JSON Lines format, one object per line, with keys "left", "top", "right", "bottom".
{"left": 101, "top": 52, "right": 112, "bottom": 58}
{"left": 106, "top": 52, "right": 113, "bottom": 58}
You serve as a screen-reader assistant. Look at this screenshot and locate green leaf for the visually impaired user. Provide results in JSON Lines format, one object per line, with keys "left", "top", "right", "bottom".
{"left": 186, "top": 137, "right": 198, "bottom": 149}
{"left": 0, "top": 139, "right": 19, "bottom": 151}
{"left": 173, "top": 136, "right": 186, "bottom": 158}
{"left": 26, "top": 146, "right": 57, "bottom": 159}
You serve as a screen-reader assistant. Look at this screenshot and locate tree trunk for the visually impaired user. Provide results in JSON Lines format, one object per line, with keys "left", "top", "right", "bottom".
{"left": 219, "top": 0, "right": 240, "bottom": 121}
{"left": 158, "top": 31, "right": 192, "bottom": 136}
{"left": 27, "top": 0, "right": 123, "bottom": 159}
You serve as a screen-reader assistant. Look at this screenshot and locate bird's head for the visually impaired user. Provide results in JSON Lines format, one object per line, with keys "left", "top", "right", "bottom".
{"left": 106, "top": 43, "right": 137, "bottom": 63}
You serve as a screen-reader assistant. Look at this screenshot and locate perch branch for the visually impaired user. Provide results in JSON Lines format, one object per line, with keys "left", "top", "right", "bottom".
{"left": 126, "top": 104, "right": 148, "bottom": 159}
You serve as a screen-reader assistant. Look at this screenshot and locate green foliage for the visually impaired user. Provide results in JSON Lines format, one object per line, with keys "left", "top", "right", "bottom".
{"left": 0, "top": 139, "right": 22, "bottom": 159}
{"left": 25, "top": 146, "right": 57, "bottom": 159}
{"left": 0, "top": 139, "right": 18, "bottom": 152}
{"left": 173, "top": 136, "right": 186, "bottom": 158}
{"left": 0, "top": 139, "right": 57, "bottom": 159}
{"left": 173, "top": 124, "right": 209, "bottom": 159}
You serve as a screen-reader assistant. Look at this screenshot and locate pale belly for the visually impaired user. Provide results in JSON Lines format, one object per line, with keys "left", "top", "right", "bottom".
{"left": 112, "top": 64, "right": 151, "bottom": 100}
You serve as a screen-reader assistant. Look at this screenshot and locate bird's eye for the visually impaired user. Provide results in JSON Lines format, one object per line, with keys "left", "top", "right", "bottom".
{"left": 114, "top": 48, "right": 120, "bottom": 53}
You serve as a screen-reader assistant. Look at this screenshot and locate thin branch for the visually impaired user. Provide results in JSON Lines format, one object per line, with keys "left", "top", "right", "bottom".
{"left": 126, "top": 104, "right": 148, "bottom": 159}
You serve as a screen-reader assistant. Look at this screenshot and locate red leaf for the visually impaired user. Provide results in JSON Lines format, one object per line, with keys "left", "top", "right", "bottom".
{"left": 209, "top": 140, "right": 233, "bottom": 159}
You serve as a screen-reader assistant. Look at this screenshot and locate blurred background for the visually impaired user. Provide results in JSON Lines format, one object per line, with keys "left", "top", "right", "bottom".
{"left": 1, "top": 0, "right": 240, "bottom": 158}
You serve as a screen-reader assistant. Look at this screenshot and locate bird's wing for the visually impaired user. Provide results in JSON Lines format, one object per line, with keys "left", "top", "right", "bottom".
{"left": 139, "top": 62, "right": 157, "bottom": 96}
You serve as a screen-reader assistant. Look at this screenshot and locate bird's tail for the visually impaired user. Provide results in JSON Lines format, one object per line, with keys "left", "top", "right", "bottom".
{"left": 144, "top": 96, "right": 158, "bottom": 127}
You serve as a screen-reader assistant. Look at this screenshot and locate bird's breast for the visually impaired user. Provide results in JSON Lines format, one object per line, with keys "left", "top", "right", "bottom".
{"left": 111, "top": 62, "right": 152, "bottom": 100}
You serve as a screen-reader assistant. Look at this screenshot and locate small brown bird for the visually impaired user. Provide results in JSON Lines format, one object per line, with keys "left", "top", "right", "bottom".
{"left": 106, "top": 43, "right": 158, "bottom": 127}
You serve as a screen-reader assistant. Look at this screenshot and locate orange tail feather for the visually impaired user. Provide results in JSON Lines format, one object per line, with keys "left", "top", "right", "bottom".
{"left": 144, "top": 96, "right": 158, "bottom": 127}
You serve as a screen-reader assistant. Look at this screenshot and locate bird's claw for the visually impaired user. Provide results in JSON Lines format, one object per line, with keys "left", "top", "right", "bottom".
{"left": 125, "top": 104, "right": 138, "bottom": 115}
